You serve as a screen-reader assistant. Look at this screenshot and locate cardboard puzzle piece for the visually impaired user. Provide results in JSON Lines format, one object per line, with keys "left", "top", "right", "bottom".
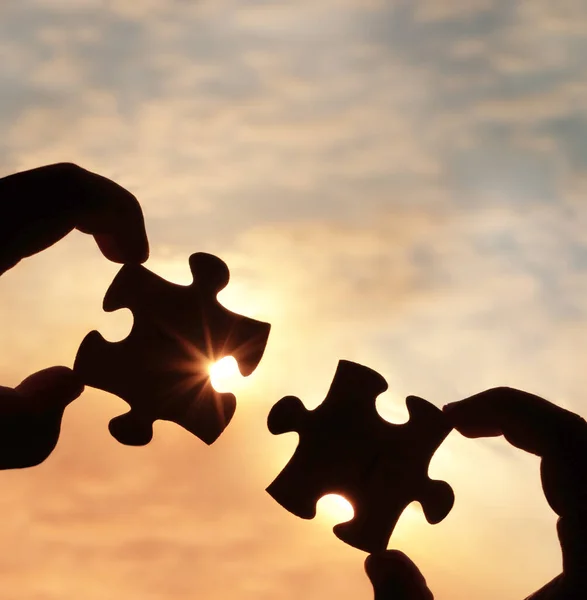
{"left": 266, "top": 360, "right": 454, "bottom": 553}
{"left": 74, "top": 252, "right": 271, "bottom": 446}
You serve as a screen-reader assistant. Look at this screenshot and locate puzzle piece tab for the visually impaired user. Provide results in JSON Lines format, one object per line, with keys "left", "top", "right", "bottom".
{"left": 74, "top": 252, "right": 271, "bottom": 446}
{"left": 266, "top": 360, "right": 454, "bottom": 553}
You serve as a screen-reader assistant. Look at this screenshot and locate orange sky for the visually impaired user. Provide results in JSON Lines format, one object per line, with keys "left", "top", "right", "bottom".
{"left": 2, "top": 1, "right": 587, "bottom": 598}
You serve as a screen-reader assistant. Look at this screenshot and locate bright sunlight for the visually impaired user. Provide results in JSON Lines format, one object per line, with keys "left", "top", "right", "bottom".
{"left": 316, "top": 494, "right": 355, "bottom": 525}
{"left": 209, "top": 356, "right": 242, "bottom": 393}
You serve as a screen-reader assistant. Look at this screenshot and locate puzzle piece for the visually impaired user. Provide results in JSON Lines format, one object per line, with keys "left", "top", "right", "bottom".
{"left": 266, "top": 360, "right": 454, "bottom": 553}
{"left": 74, "top": 252, "right": 271, "bottom": 446}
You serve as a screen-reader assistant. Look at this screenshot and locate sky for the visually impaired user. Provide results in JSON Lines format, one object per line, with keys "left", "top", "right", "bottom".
{"left": 1, "top": 0, "right": 587, "bottom": 598}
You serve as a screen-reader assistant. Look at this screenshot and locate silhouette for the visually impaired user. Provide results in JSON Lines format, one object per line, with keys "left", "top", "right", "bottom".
{"left": 364, "top": 387, "right": 587, "bottom": 599}
{"left": 266, "top": 360, "right": 454, "bottom": 553}
{"left": 0, "top": 163, "right": 149, "bottom": 468}
{"left": 1, "top": 164, "right": 586, "bottom": 599}
{"left": 74, "top": 252, "right": 270, "bottom": 446}
{"left": 366, "top": 550, "right": 434, "bottom": 600}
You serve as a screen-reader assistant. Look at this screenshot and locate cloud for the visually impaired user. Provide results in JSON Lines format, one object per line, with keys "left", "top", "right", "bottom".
{"left": 2, "top": 0, "right": 587, "bottom": 599}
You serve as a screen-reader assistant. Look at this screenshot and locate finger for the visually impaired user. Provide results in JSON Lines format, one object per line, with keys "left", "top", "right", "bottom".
{"left": 0, "top": 367, "right": 83, "bottom": 469}
{"left": 444, "top": 387, "right": 587, "bottom": 525}
{"left": 442, "top": 387, "right": 587, "bottom": 459}
{"left": 0, "top": 366, "right": 84, "bottom": 416}
{"left": 72, "top": 167, "right": 149, "bottom": 264}
{"left": 0, "top": 163, "right": 148, "bottom": 272}
{"left": 15, "top": 366, "right": 84, "bottom": 411}
{"left": 365, "top": 551, "right": 434, "bottom": 600}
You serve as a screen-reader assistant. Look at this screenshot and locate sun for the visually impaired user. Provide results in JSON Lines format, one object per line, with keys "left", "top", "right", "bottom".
{"left": 209, "top": 356, "right": 242, "bottom": 392}
{"left": 316, "top": 494, "right": 355, "bottom": 525}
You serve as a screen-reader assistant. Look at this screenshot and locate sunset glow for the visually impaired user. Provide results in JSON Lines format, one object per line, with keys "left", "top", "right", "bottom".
{"left": 0, "top": 1, "right": 583, "bottom": 599}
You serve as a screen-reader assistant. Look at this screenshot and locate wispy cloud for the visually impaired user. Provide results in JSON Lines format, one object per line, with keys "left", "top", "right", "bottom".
{"left": 1, "top": 1, "right": 587, "bottom": 598}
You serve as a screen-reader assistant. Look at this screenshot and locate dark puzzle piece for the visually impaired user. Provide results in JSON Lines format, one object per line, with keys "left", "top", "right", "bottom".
{"left": 74, "top": 252, "right": 271, "bottom": 446}
{"left": 266, "top": 360, "right": 454, "bottom": 553}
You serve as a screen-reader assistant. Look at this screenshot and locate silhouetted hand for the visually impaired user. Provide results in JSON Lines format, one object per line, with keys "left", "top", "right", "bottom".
{"left": 365, "top": 550, "right": 433, "bottom": 599}
{"left": 364, "top": 387, "right": 587, "bottom": 599}
{"left": 0, "top": 163, "right": 149, "bottom": 468}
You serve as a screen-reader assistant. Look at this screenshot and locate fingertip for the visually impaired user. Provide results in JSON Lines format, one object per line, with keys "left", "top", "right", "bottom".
{"left": 441, "top": 388, "right": 587, "bottom": 458}
{"left": 365, "top": 550, "right": 432, "bottom": 598}
{"left": 94, "top": 232, "right": 149, "bottom": 265}
{"left": 441, "top": 401, "right": 471, "bottom": 434}
{"left": 16, "top": 367, "right": 84, "bottom": 409}
{"left": 365, "top": 550, "right": 412, "bottom": 583}
{"left": 441, "top": 402, "right": 463, "bottom": 425}
{"left": 73, "top": 168, "right": 150, "bottom": 265}
{"left": 91, "top": 190, "right": 150, "bottom": 265}
{"left": 441, "top": 396, "right": 503, "bottom": 438}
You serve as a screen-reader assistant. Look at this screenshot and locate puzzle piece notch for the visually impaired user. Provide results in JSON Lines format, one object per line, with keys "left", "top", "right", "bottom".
{"left": 266, "top": 360, "right": 454, "bottom": 553}
{"left": 75, "top": 252, "right": 271, "bottom": 446}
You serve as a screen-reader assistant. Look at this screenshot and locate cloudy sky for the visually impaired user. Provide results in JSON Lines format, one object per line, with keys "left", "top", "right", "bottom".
{"left": 1, "top": 0, "right": 587, "bottom": 598}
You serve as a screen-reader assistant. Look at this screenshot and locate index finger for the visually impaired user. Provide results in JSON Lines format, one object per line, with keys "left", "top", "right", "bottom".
{"left": 0, "top": 163, "right": 149, "bottom": 272}
{"left": 444, "top": 386, "right": 587, "bottom": 519}
{"left": 443, "top": 387, "right": 587, "bottom": 458}
{"left": 444, "top": 387, "right": 587, "bottom": 568}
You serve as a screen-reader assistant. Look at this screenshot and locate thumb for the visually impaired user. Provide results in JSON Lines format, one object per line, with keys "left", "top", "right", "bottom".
{"left": 365, "top": 551, "right": 434, "bottom": 600}
{"left": 14, "top": 366, "right": 83, "bottom": 412}
{"left": 0, "top": 367, "right": 83, "bottom": 469}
